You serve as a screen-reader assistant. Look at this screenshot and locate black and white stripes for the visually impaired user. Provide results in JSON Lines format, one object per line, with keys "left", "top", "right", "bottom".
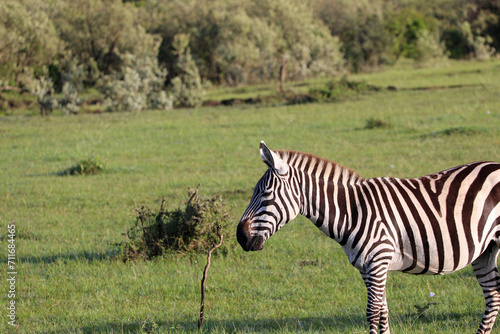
{"left": 237, "top": 141, "right": 500, "bottom": 334}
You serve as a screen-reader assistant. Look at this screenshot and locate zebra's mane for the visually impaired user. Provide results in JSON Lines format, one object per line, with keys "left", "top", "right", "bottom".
{"left": 275, "top": 150, "right": 365, "bottom": 185}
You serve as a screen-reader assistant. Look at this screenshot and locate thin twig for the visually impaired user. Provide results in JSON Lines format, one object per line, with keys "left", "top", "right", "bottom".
{"left": 159, "top": 196, "right": 166, "bottom": 213}
{"left": 198, "top": 226, "right": 223, "bottom": 331}
{"left": 138, "top": 207, "right": 148, "bottom": 252}
{"left": 0, "top": 86, "right": 27, "bottom": 93}
{"left": 188, "top": 183, "right": 201, "bottom": 205}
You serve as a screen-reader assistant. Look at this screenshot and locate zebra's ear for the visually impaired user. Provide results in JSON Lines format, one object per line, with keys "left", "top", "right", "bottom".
{"left": 260, "top": 141, "right": 289, "bottom": 175}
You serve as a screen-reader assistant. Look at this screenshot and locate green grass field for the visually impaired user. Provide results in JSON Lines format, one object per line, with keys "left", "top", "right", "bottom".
{"left": 1, "top": 59, "right": 500, "bottom": 333}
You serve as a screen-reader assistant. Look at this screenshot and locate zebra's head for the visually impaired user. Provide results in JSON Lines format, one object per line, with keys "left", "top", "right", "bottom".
{"left": 237, "top": 141, "right": 301, "bottom": 252}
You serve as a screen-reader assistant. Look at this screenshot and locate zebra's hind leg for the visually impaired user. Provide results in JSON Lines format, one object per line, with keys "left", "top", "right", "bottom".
{"left": 472, "top": 241, "right": 500, "bottom": 334}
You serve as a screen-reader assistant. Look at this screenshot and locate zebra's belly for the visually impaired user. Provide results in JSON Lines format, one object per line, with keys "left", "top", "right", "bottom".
{"left": 390, "top": 248, "right": 473, "bottom": 275}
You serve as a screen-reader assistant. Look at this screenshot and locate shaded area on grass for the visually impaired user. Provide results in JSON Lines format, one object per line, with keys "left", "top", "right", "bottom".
{"left": 203, "top": 81, "right": 486, "bottom": 109}
{"left": 53, "top": 310, "right": 485, "bottom": 334}
{"left": 19, "top": 250, "right": 118, "bottom": 265}
{"left": 420, "top": 126, "right": 484, "bottom": 139}
{"left": 49, "top": 316, "right": 364, "bottom": 334}
{"left": 204, "top": 78, "right": 381, "bottom": 107}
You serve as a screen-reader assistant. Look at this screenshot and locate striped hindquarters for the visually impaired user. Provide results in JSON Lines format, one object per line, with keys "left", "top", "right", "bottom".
{"left": 345, "top": 161, "right": 500, "bottom": 275}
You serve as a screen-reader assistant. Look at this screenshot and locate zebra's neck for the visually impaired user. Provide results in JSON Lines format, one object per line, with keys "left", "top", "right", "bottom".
{"left": 275, "top": 150, "right": 364, "bottom": 243}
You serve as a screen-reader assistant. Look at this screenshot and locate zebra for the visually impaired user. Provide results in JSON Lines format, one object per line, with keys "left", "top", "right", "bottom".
{"left": 237, "top": 141, "right": 500, "bottom": 334}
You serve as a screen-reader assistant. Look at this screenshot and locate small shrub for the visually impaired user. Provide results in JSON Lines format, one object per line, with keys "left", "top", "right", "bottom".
{"left": 149, "top": 90, "right": 174, "bottom": 111}
{"left": 170, "top": 34, "right": 205, "bottom": 108}
{"left": 471, "top": 35, "right": 495, "bottom": 61}
{"left": 120, "top": 186, "right": 231, "bottom": 261}
{"left": 103, "top": 53, "right": 171, "bottom": 112}
{"left": 442, "top": 22, "right": 496, "bottom": 60}
{"left": 59, "top": 157, "right": 105, "bottom": 176}
{"left": 60, "top": 82, "right": 83, "bottom": 115}
{"left": 364, "top": 117, "right": 392, "bottom": 130}
{"left": 31, "top": 74, "right": 58, "bottom": 117}
{"left": 413, "top": 29, "right": 447, "bottom": 63}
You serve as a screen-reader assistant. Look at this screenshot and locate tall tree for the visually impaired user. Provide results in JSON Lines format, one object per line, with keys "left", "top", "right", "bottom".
{"left": 52, "top": 0, "right": 160, "bottom": 83}
{"left": 0, "top": 0, "right": 61, "bottom": 87}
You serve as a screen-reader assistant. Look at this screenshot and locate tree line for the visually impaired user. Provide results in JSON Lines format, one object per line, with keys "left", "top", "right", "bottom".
{"left": 0, "top": 0, "right": 498, "bottom": 113}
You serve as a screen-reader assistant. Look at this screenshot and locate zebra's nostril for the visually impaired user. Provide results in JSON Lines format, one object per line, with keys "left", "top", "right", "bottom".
{"left": 236, "top": 219, "right": 252, "bottom": 251}
{"left": 237, "top": 219, "right": 266, "bottom": 252}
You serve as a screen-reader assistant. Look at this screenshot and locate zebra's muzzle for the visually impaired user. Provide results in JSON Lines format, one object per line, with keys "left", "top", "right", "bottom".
{"left": 237, "top": 219, "right": 265, "bottom": 252}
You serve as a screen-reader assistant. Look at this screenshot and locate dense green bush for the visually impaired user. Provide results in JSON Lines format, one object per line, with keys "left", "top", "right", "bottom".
{"left": 314, "top": 0, "right": 498, "bottom": 70}
{"left": 170, "top": 34, "right": 205, "bottom": 108}
{"left": 314, "top": 0, "right": 397, "bottom": 72}
{"left": 31, "top": 73, "right": 58, "bottom": 117}
{"left": 152, "top": 0, "right": 344, "bottom": 86}
{"left": 120, "top": 187, "right": 232, "bottom": 261}
{"left": 412, "top": 29, "right": 448, "bottom": 63}
{"left": 51, "top": 0, "right": 160, "bottom": 83}
{"left": 0, "top": 0, "right": 61, "bottom": 88}
{"left": 103, "top": 53, "right": 171, "bottom": 112}
{"left": 249, "top": 0, "right": 344, "bottom": 80}
{"left": 47, "top": 51, "right": 86, "bottom": 93}
{"left": 443, "top": 22, "right": 496, "bottom": 60}
{"left": 60, "top": 82, "right": 82, "bottom": 115}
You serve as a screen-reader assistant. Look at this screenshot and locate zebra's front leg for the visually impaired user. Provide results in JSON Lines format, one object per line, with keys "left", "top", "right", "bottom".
{"left": 361, "top": 268, "right": 391, "bottom": 334}
{"left": 379, "top": 290, "right": 390, "bottom": 334}
{"left": 472, "top": 242, "right": 500, "bottom": 334}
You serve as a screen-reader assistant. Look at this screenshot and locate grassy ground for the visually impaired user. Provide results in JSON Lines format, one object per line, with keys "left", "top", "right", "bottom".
{"left": 1, "top": 59, "right": 500, "bottom": 333}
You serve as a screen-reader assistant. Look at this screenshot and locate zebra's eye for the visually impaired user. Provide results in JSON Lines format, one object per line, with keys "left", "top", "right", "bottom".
{"left": 262, "top": 191, "right": 273, "bottom": 198}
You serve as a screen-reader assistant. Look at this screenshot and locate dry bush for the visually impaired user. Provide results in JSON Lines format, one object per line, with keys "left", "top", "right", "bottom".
{"left": 120, "top": 186, "right": 231, "bottom": 261}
